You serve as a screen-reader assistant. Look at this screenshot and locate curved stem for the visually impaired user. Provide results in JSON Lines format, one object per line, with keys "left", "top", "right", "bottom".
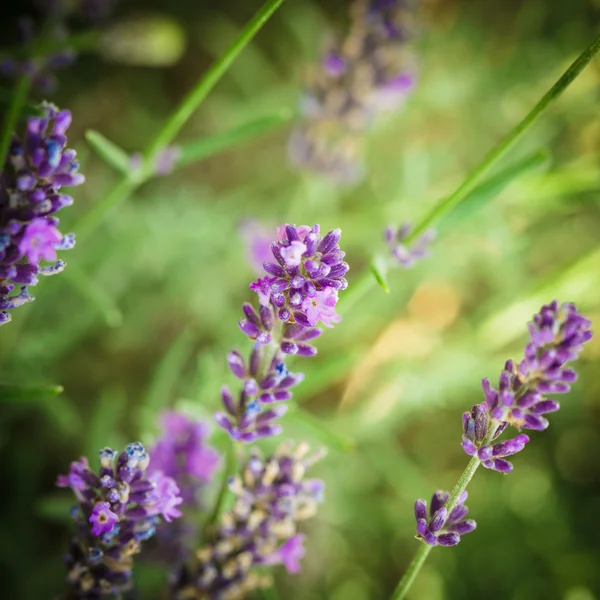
{"left": 406, "top": 32, "right": 600, "bottom": 244}
{"left": 345, "top": 32, "right": 600, "bottom": 311}
{"left": 145, "top": 0, "right": 285, "bottom": 160}
{"left": 390, "top": 426, "right": 498, "bottom": 600}
{"left": 70, "top": 0, "right": 285, "bottom": 240}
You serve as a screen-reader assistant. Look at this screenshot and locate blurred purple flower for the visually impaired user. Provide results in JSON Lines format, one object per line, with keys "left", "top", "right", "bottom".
{"left": 385, "top": 223, "right": 436, "bottom": 269}
{"left": 288, "top": 0, "right": 418, "bottom": 184}
{"left": 170, "top": 443, "right": 324, "bottom": 597}
{"left": 149, "top": 412, "right": 220, "bottom": 504}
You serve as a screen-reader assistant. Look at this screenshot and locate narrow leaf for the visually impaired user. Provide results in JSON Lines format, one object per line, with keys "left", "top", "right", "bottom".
{"left": 177, "top": 110, "right": 293, "bottom": 167}
{"left": 0, "top": 383, "right": 64, "bottom": 402}
{"left": 370, "top": 255, "right": 391, "bottom": 293}
{"left": 441, "top": 150, "right": 550, "bottom": 231}
{"left": 85, "top": 129, "right": 132, "bottom": 174}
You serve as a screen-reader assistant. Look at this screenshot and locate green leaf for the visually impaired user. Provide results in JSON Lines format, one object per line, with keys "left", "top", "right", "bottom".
{"left": 0, "top": 383, "right": 64, "bottom": 402}
{"left": 85, "top": 129, "right": 132, "bottom": 174}
{"left": 177, "top": 110, "right": 293, "bottom": 167}
{"left": 441, "top": 150, "right": 550, "bottom": 231}
{"left": 369, "top": 255, "right": 391, "bottom": 294}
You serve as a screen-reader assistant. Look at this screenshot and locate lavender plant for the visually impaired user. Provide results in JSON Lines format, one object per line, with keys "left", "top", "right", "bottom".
{"left": 170, "top": 442, "right": 325, "bottom": 599}
{"left": 0, "top": 102, "right": 82, "bottom": 325}
{"left": 392, "top": 301, "right": 593, "bottom": 598}
{"left": 215, "top": 223, "right": 349, "bottom": 441}
{"left": 288, "top": 0, "right": 418, "bottom": 184}
{"left": 56, "top": 442, "right": 184, "bottom": 598}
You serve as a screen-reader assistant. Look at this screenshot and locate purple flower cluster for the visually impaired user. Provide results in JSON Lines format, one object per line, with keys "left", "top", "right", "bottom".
{"left": 385, "top": 223, "right": 436, "bottom": 269}
{"left": 0, "top": 102, "right": 82, "bottom": 325}
{"left": 461, "top": 405, "right": 529, "bottom": 474}
{"left": 414, "top": 491, "right": 476, "bottom": 547}
{"left": 215, "top": 224, "right": 348, "bottom": 442}
{"left": 171, "top": 442, "right": 325, "bottom": 600}
{"left": 411, "top": 301, "right": 591, "bottom": 550}
{"left": 288, "top": 0, "right": 417, "bottom": 184}
{"left": 149, "top": 412, "right": 221, "bottom": 505}
{"left": 462, "top": 301, "right": 592, "bottom": 469}
{"left": 57, "top": 442, "right": 183, "bottom": 597}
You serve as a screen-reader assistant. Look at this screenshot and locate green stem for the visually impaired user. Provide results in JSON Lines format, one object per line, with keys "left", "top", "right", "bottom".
{"left": 144, "top": 0, "right": 285, "bottom": 160}
{"left": 390, "top": 426, "right": 498, "bottom": 600}
{"left": 0, "top": 74, "right": 31, "bottom": 169}
{"left": 69, "top": 0, "right": 285, "bottom": 240}
{"left": 203, "top": 442, "right": 238, "bottom": 537}
{"left": 390, "top": 544, "right": 433, "bottom": 600}
{"left": 345, "top": 32, "right": 600, "bottom": 310}
{"left": 406, "top": 32, "right": 600, "bottom": 244}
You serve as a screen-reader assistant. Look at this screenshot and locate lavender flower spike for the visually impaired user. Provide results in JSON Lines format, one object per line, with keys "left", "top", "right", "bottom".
{"left": 288, "top": 0, "right": 418, "bottom": 184}
{"left": 461, "top": 301, "right": 592, "bottom": 472}
{"left": 1, "top": 102, "right": 83, "bottom": 324}
{"left": 385, "top": 223, "right": 436, "bottom": 269}
{"left": 57, "top": 442, "right": 183, "bottom": 597}
{"left": 171, "top": 442, "right": 325, "bottom": 599}
{"left": 216, "top": 223, "right": 348, "bottom": 442}
{"left": 414, "top": 491, "right": 476, "bottom": 547}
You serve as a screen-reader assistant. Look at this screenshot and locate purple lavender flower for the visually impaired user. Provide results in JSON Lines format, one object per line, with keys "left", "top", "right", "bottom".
{"left": 462, "top": 301, "right": 592, "bottom": 470}
{"left": 216, "top": 224, "right": 347, "bottom": 442}
{"left": 0, "top": 102, "right": 82, "bottom": 325}
{"left": 215, "top": 347, "right": 304, "bottom": 442}
{"left": 414, "top": 491, "right": 476, "bottom": 547}
{"left": 385, "top": 223, "right": 436, "bottom": 268}
{"left": 57, "top": 442, "right": 183, "bottom": 597}
{"left": 149, "top": 412, "right": 220, "bottom": 505}
{"left": 252, "top": 224, "right": 348, "bottom": 329}
{"left": 170, "top": 442, "right": 325, "bottom": 599}
{"left": 0, "top": 18, "right": 76, "bottom": 92}
{"left": 288, "top": 0, "right": 418, "bottom": 184}
{"left": 239, "top": 219, "right": 276, "bottom": 274}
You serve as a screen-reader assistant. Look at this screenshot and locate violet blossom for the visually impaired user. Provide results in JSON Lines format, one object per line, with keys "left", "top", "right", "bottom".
{"left": 215, "top": 224, "right": 348, "bottom": 442}
{"left": 385, "top": 223, "right": 436, "bottom": 269}
{"left": 462, "top": 301, "right": 592, "bottom": 470}
{"left": 288, "top": 0, "right": 418, "bottom": 184}
{"left": 57, "top": 442, "right": 183, "bottom": 597}
{"left": 0, "top": 102, "right": 82, "bottom": 325}
{"left": 170, "top": 442, "right": 325, "bottom": 599}
{"left": 414, "top": 491, "right": 476, "bottom": 547}
{"left": 412, "top": 301, "right": 592, "bottom": 550}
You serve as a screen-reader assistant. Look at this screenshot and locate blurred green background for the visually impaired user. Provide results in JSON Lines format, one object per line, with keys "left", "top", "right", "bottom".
{"left": 1, "top": 0, "right": 600, "bottom": 598}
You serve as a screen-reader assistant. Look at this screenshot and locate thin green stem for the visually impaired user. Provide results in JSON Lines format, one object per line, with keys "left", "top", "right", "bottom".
{"left": 390, "top": 544, "right": 433, "bottom": 600}
{"left": 345, "top": 32, "right": 600, "bottom": 310}
{"left": 69, "top": 0, "right": 284, "bottom": 240}
{"left": 145, "top": 0, "right": 285, "bottom": 160}
{"left": 390, "top": 426, "right": 498, "bottom": 600}
{"left": 406, "top": 32, "right": 600, "bottom": 243}
{"left": 203, "top": 442, "right": 238, "bottom": 537}
{"left": 0, "top": 74, "right": 31, "bottom": 169}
